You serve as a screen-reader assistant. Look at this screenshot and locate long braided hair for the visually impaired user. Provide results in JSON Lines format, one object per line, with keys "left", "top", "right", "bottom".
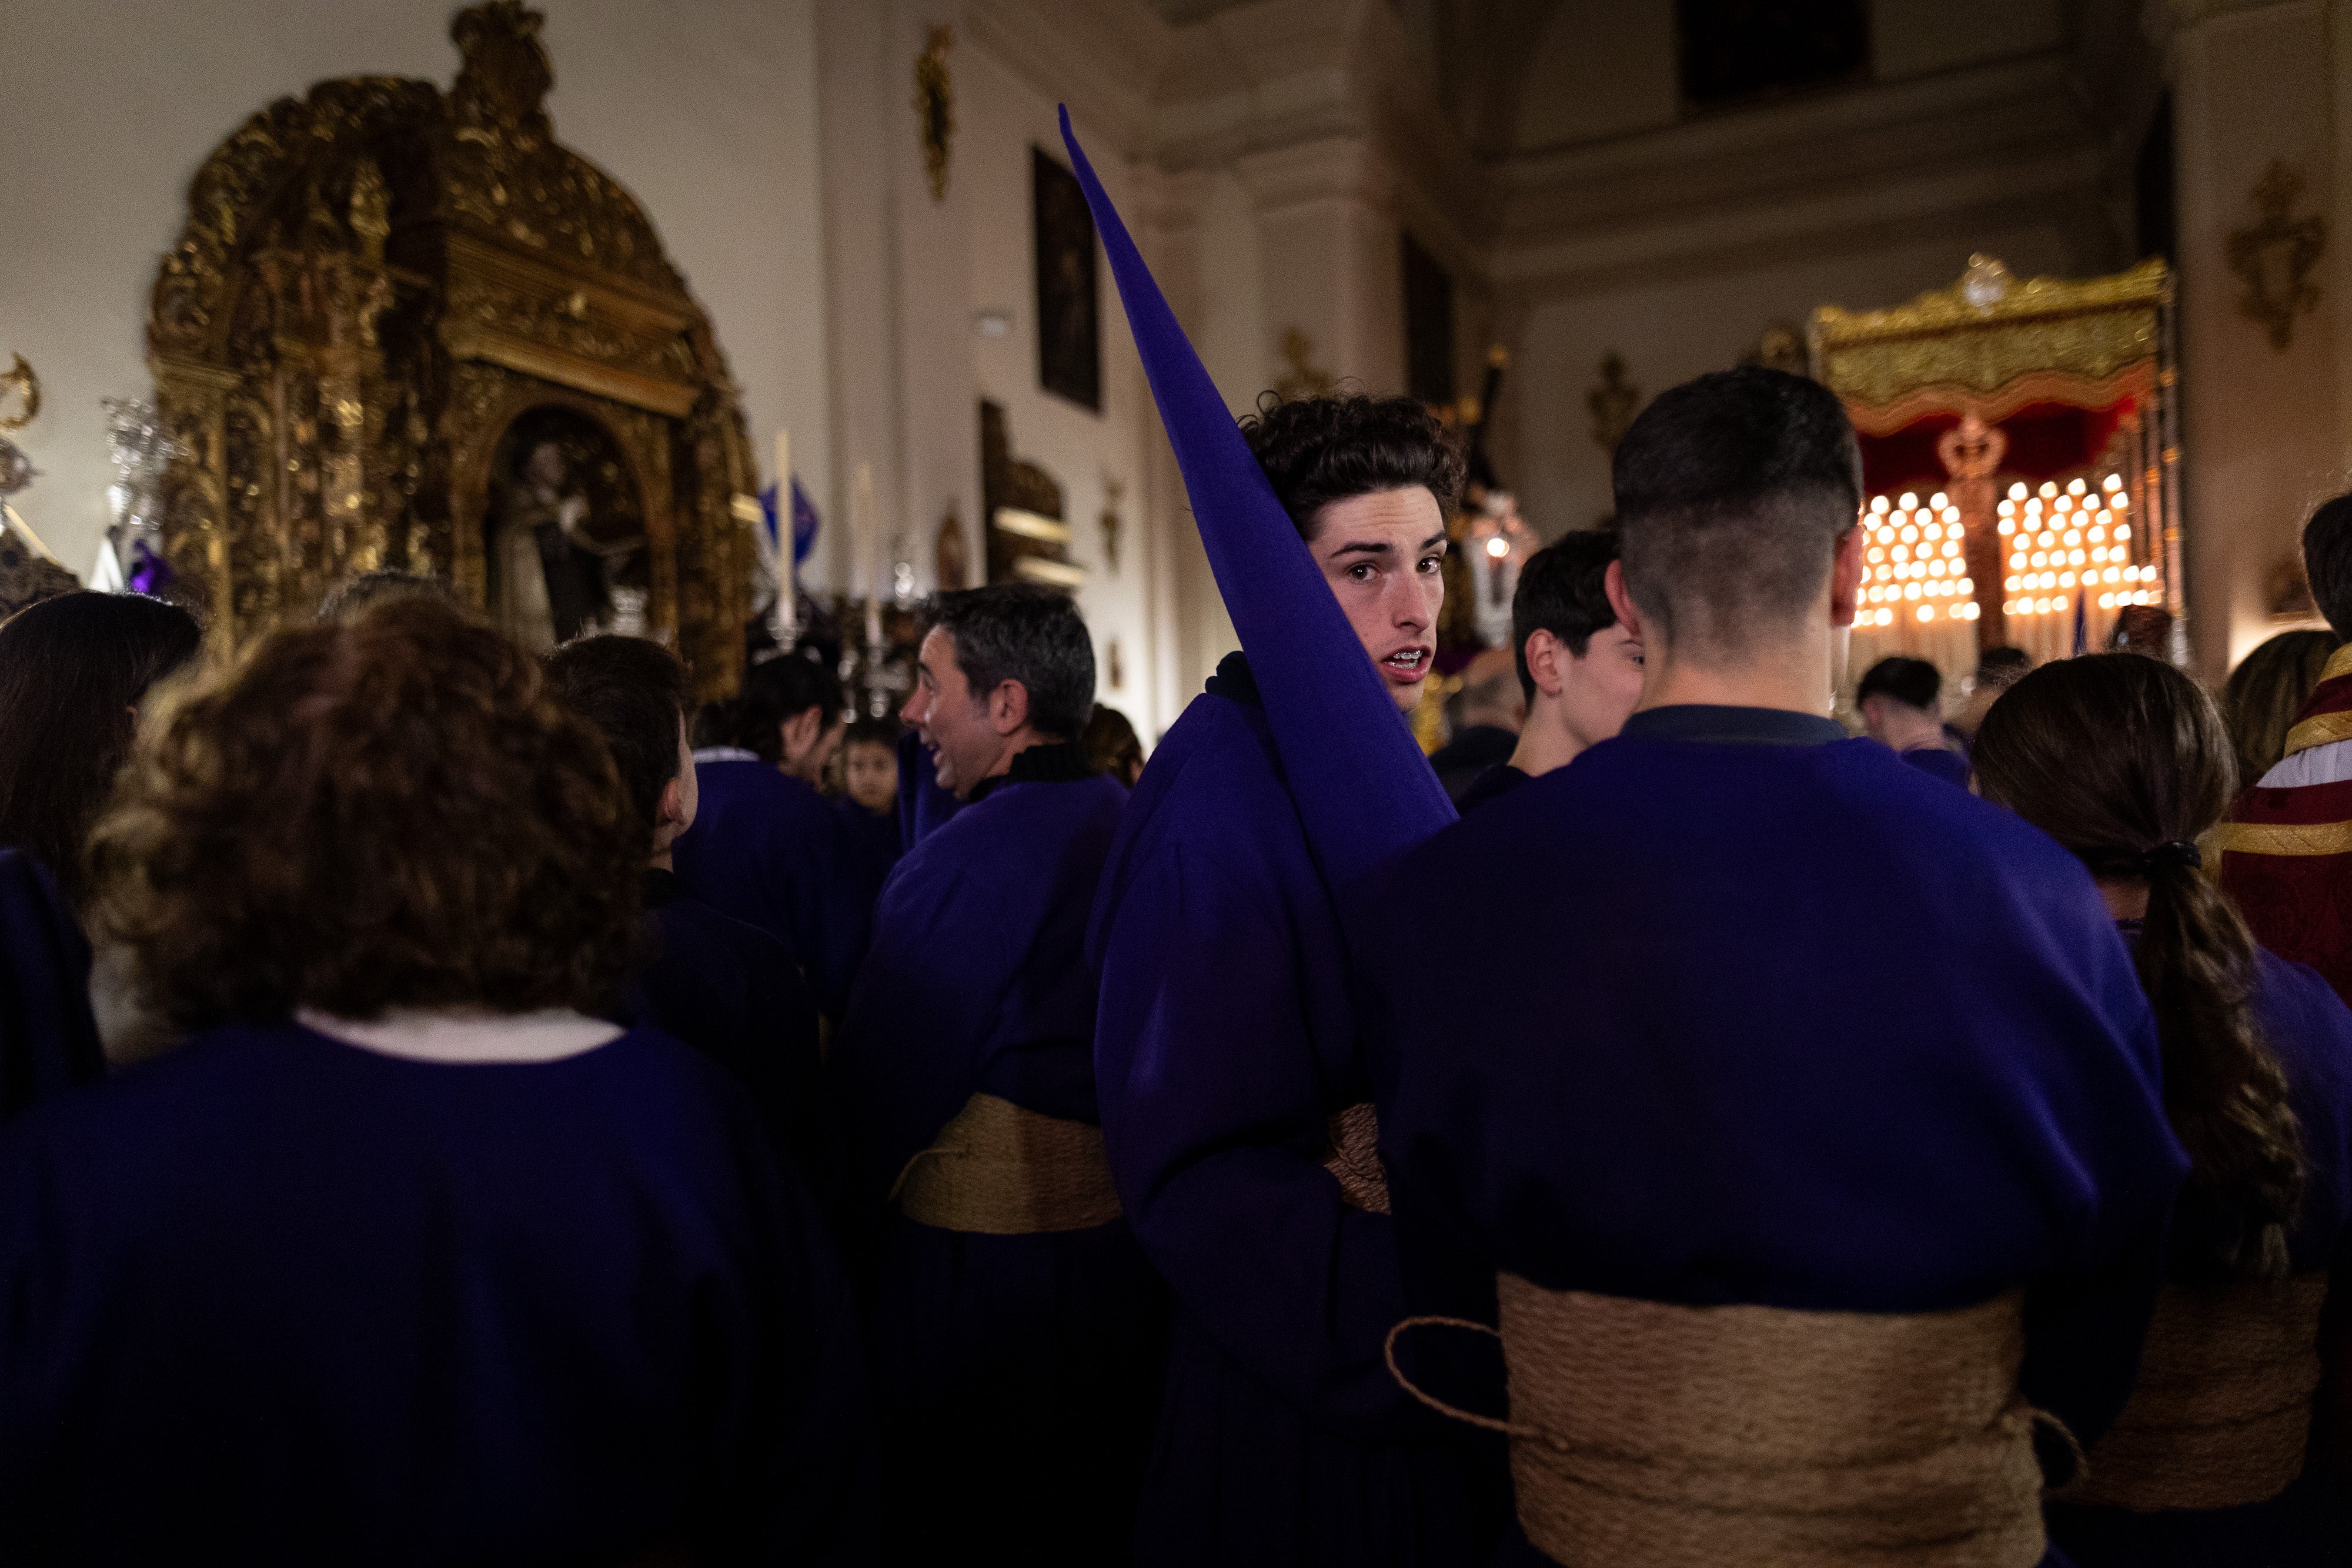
{"left": 1975, "top": 653, "right": 2305, "bottom": 1277}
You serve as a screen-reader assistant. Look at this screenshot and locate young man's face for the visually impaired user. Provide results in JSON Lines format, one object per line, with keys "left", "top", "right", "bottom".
{"left": 1307, "top": 486, "right": 1447, "bottom": 712}
{"left": 843, "top": 738, "right": 898, "bottom": 813}
{"left": 1558, "top": 623, "right": 1645, "bottom": 750}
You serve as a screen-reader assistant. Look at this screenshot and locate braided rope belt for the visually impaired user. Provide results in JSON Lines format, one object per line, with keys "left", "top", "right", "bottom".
{"left": 1322, "top": 1101, "right": 1391, "bottom": 1215}
{"left": 891, "top": 1093, "right": 1124, "bottom": 1235}
{"left": 1392, "top": 1279, "right": 2053, "bottom": 1567}
{"left": 2057, "top": 1272, "right": 2328, "bottom": 1512}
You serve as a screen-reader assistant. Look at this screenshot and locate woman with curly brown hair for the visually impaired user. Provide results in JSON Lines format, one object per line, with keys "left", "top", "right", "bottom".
{"left": 1975, "top": 653, "right": 2352, "bottom": 1565}
{"left": 0, "top": 596, "right": 874, "bottom": 1564}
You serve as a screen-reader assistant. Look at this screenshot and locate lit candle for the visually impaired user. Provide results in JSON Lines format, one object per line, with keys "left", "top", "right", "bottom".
{"left": 773, "top": 429, "right": 797, "bottom": 643}
{"left": 855, "top": 463, "right": 881, "bottom": 648}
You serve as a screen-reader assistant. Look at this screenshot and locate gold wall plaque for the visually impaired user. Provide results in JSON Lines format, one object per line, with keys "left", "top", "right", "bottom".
{"left": 916, "top": 24, "right": 955, "bottom": 203}
{"left": 2227, "top": 160, "right": 2327, "bottom": 352}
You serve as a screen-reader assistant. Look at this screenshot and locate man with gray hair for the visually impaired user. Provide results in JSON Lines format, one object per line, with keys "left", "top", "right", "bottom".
{"left": 830, "top": 582, "right": 1164, "bottom": 1565}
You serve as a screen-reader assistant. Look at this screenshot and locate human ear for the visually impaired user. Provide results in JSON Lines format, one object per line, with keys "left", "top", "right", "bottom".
{"left": 992, "top": 680, "right": 1030, "bottom": 737}
{"left": 1829, "top": 526, "right": 1863, "bottom": 627}
{"left": 779, "top": 707, "right": 821, "bottom": 765}
{"left": 1525, "top": 630, "right": 1568, "bottom": 699}
{"left": 657, "top": 775, "right": 686, "bottom": 831}
{"left": 1603, "top": 560, "right": 1646, "bottom": 644}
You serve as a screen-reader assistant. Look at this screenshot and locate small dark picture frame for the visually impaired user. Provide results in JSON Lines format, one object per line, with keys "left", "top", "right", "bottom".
{"left": 1033, "top": 146, "right": 1101, "bottom": 412}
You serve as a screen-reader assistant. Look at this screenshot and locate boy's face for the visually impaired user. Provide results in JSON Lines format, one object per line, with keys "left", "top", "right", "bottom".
{"left": 1307, "top": 487, "right": 1448, "bottom": 712}
{"left": 1559, "top": 622, "right": 1645, "bottom": 751}
{"left": 843, "top": 738, "right": 898, "bottom": 813}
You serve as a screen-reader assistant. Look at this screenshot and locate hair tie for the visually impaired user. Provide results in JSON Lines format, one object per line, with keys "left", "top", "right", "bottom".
{"left": 2140, "top": 840, "right": 2202, "bottom": 873}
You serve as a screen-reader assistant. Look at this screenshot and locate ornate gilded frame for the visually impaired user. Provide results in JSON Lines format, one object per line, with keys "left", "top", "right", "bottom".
{"left": 146, "top": 2, "right": 757, "bottom": 696}
{"left": 1812, "top": 256, "right": 2180, "bottom": 656}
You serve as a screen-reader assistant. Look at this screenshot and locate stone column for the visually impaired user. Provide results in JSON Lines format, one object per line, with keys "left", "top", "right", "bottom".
{"left": 1235, "top": 137, "right": 1407, "bottom": 396}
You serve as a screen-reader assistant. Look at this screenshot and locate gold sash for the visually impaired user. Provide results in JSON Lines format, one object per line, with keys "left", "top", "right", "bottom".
{"left": 2059, "top": 1272, "right": 2330, "bottom": 1511}
{"left": 890, "top": 1093, "right": 1124, "bottom": 1235}
{"left": 1392, "top": 1279, "right": 2049, "bottom": 1567}
{"left": 1322, "top": 1101, "right": 1391, "bottom": 1215}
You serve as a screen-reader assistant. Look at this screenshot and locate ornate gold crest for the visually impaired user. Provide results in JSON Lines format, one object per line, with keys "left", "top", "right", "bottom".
{"left": 2227, "top": 160, "right": 2327, "bottom": 352}
{"left": 145, "top": 2, "right": 757, "bottom": 694}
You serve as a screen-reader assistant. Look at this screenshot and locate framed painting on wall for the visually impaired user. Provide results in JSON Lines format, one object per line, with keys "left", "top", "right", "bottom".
{"left": 1033, "top": 146, "right": 1101, "bottom": 412}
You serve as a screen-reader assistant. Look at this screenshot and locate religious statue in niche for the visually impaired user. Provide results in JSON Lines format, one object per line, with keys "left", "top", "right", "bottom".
{"left": 1100, "top": 476, "right": 1123, "bottom": 574}
{"left": 0, "top": 355, "right": 80, "bottom": 620}
{"left": 936, "top": 502, "right": 970, "bottom": 591}
{"left": 485, "top": 408, "right": 646, "bottom": 650}
{"left": 915, "top": 25, "right": 954, "bottom": 202}
{"left": 2228, "top": 160, "right": 2327, "bottom": 350}
{"left": 1936, "top": 412, "right": 2009, "bottom": 649}
{"left": 1034, "top": 146, "right": 1101, "bottom": 410}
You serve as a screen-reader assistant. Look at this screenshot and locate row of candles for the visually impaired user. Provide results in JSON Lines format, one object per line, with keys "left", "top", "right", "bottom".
{"left": 1850, "top": 473, "right": 2162, "bottom": 629}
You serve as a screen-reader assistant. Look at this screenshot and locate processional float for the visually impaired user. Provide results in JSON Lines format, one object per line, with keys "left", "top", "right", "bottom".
{"left": 1812, "top": 255, "right": 2181, "bottom": 688}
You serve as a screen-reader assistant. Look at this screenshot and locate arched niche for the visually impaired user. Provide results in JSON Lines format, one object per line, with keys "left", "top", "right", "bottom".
{"left": 145, "top": 0, "right": 756, "bottom": 695}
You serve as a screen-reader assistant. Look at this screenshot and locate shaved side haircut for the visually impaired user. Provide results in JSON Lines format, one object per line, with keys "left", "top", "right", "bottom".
{"left": 1611, "top": 367, "right": 1862, "bottom": 660}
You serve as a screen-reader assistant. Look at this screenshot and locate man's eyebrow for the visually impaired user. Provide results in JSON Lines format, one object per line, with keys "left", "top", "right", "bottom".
{"left": 1325, "top": 539, "right": 1393, "bottom": 560}
{"left": 1419, "top": 532, "right": 1448, "bottom": 551}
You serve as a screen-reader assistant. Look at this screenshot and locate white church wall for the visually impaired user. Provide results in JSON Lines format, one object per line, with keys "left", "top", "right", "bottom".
{"left": 0, "top": 0, "right": 830, "bottom": 600}
{"left": 1508, "top": 218, "right": 2087, "bottom": 541}
{"left": 2172, "top": 0, "right": 2348, "bottom": 682}
{"left": 961, "top": 35, "right": 1171, "bottom": 739}
{"left": 1510, "top": 2, "right": 1679, "bottom": 152}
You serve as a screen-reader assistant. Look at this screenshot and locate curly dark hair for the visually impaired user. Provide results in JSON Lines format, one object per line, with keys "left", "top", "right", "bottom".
{"left": 1238, "top": 392, "right": 1465, "bottom": 539}
{"left": 86, "top": 596, "right": 644, "bottom": 1028}
{"left": 1974, "top": 653, "right": 2305, "bottom": 1278}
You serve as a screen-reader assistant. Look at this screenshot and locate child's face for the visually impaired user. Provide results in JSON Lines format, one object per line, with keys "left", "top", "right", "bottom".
{"left": 844, "top": 739, "right": 898, "bottom": 812}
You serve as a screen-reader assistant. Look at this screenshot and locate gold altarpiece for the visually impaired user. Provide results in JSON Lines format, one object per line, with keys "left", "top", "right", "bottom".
{"left": 146, "top": 1, "right": 758, "bottom": 697}
{"left": 1812, "top": 256, "right": 2180, "bottom": 684}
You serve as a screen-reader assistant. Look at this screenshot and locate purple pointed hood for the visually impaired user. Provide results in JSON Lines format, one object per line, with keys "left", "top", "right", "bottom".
{"left": 1058, "top": 109, "right": 1455, "bottom": 899}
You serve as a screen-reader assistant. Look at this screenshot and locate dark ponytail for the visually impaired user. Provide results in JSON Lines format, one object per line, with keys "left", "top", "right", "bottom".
{"left": 1975, "top": 653, "right": 2304, "bottom": 1278}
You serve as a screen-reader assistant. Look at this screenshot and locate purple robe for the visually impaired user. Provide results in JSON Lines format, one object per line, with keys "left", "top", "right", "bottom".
{"left": 0, "top": 1020, "right": 875, "bottom": 1563}
{"left": 1375, "top": 706, "right": 2191, "bottom": 1567}
{"left": 673, "top": 757, "right": 880, "bottom": 1019}
{"left": 1091, "top": 657, "right": 1498, "bottom": 1566}
{"left": 2046, "top": 944, "right": 2352, "bottom": 1566}
{"left": 834, "top": 742, "right": 1165, "bottom": 1565}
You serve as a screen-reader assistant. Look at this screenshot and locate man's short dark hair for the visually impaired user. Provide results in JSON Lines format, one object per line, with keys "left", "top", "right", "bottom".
{"left": 2302, "top": 492, "right": 2352, "bottom": 638}
{"left": 1857, "top": 655, "right": 1940, "bottom": 712}
{"left": 543, "top": 635, "right": 689, "bottom": 841}
{"left": 693, "top": 648, "right": 842, "bottom": 761}
{"left": 1511, "top": 531, "right": 1621, "bottom": 701}
{"left": 925, "top": 583, "right": 1095, "bottom": 741}
{"left": 1239, "top": 392, "right": 1466, "bottom": 539}
{"left": 1973, "top": 646, "right": 2033, "bottom": 687}
{"left": 1612, "top": 367, "right": 1861, "bottom": 656}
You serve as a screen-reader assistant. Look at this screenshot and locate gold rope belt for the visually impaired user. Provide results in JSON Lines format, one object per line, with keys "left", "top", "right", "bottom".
{"left": 2057, "top": 1272, "right": 2329, "bottom": 1511}
{"left": 890, "top": 1093, "right": 1124, "bottom": 1235}
{"left": 1391, "top": 1278, "right": 2050, "bottom": 1567}
{"left": 1322, "top": 1101, "right": 1391, "bottom": 1215}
